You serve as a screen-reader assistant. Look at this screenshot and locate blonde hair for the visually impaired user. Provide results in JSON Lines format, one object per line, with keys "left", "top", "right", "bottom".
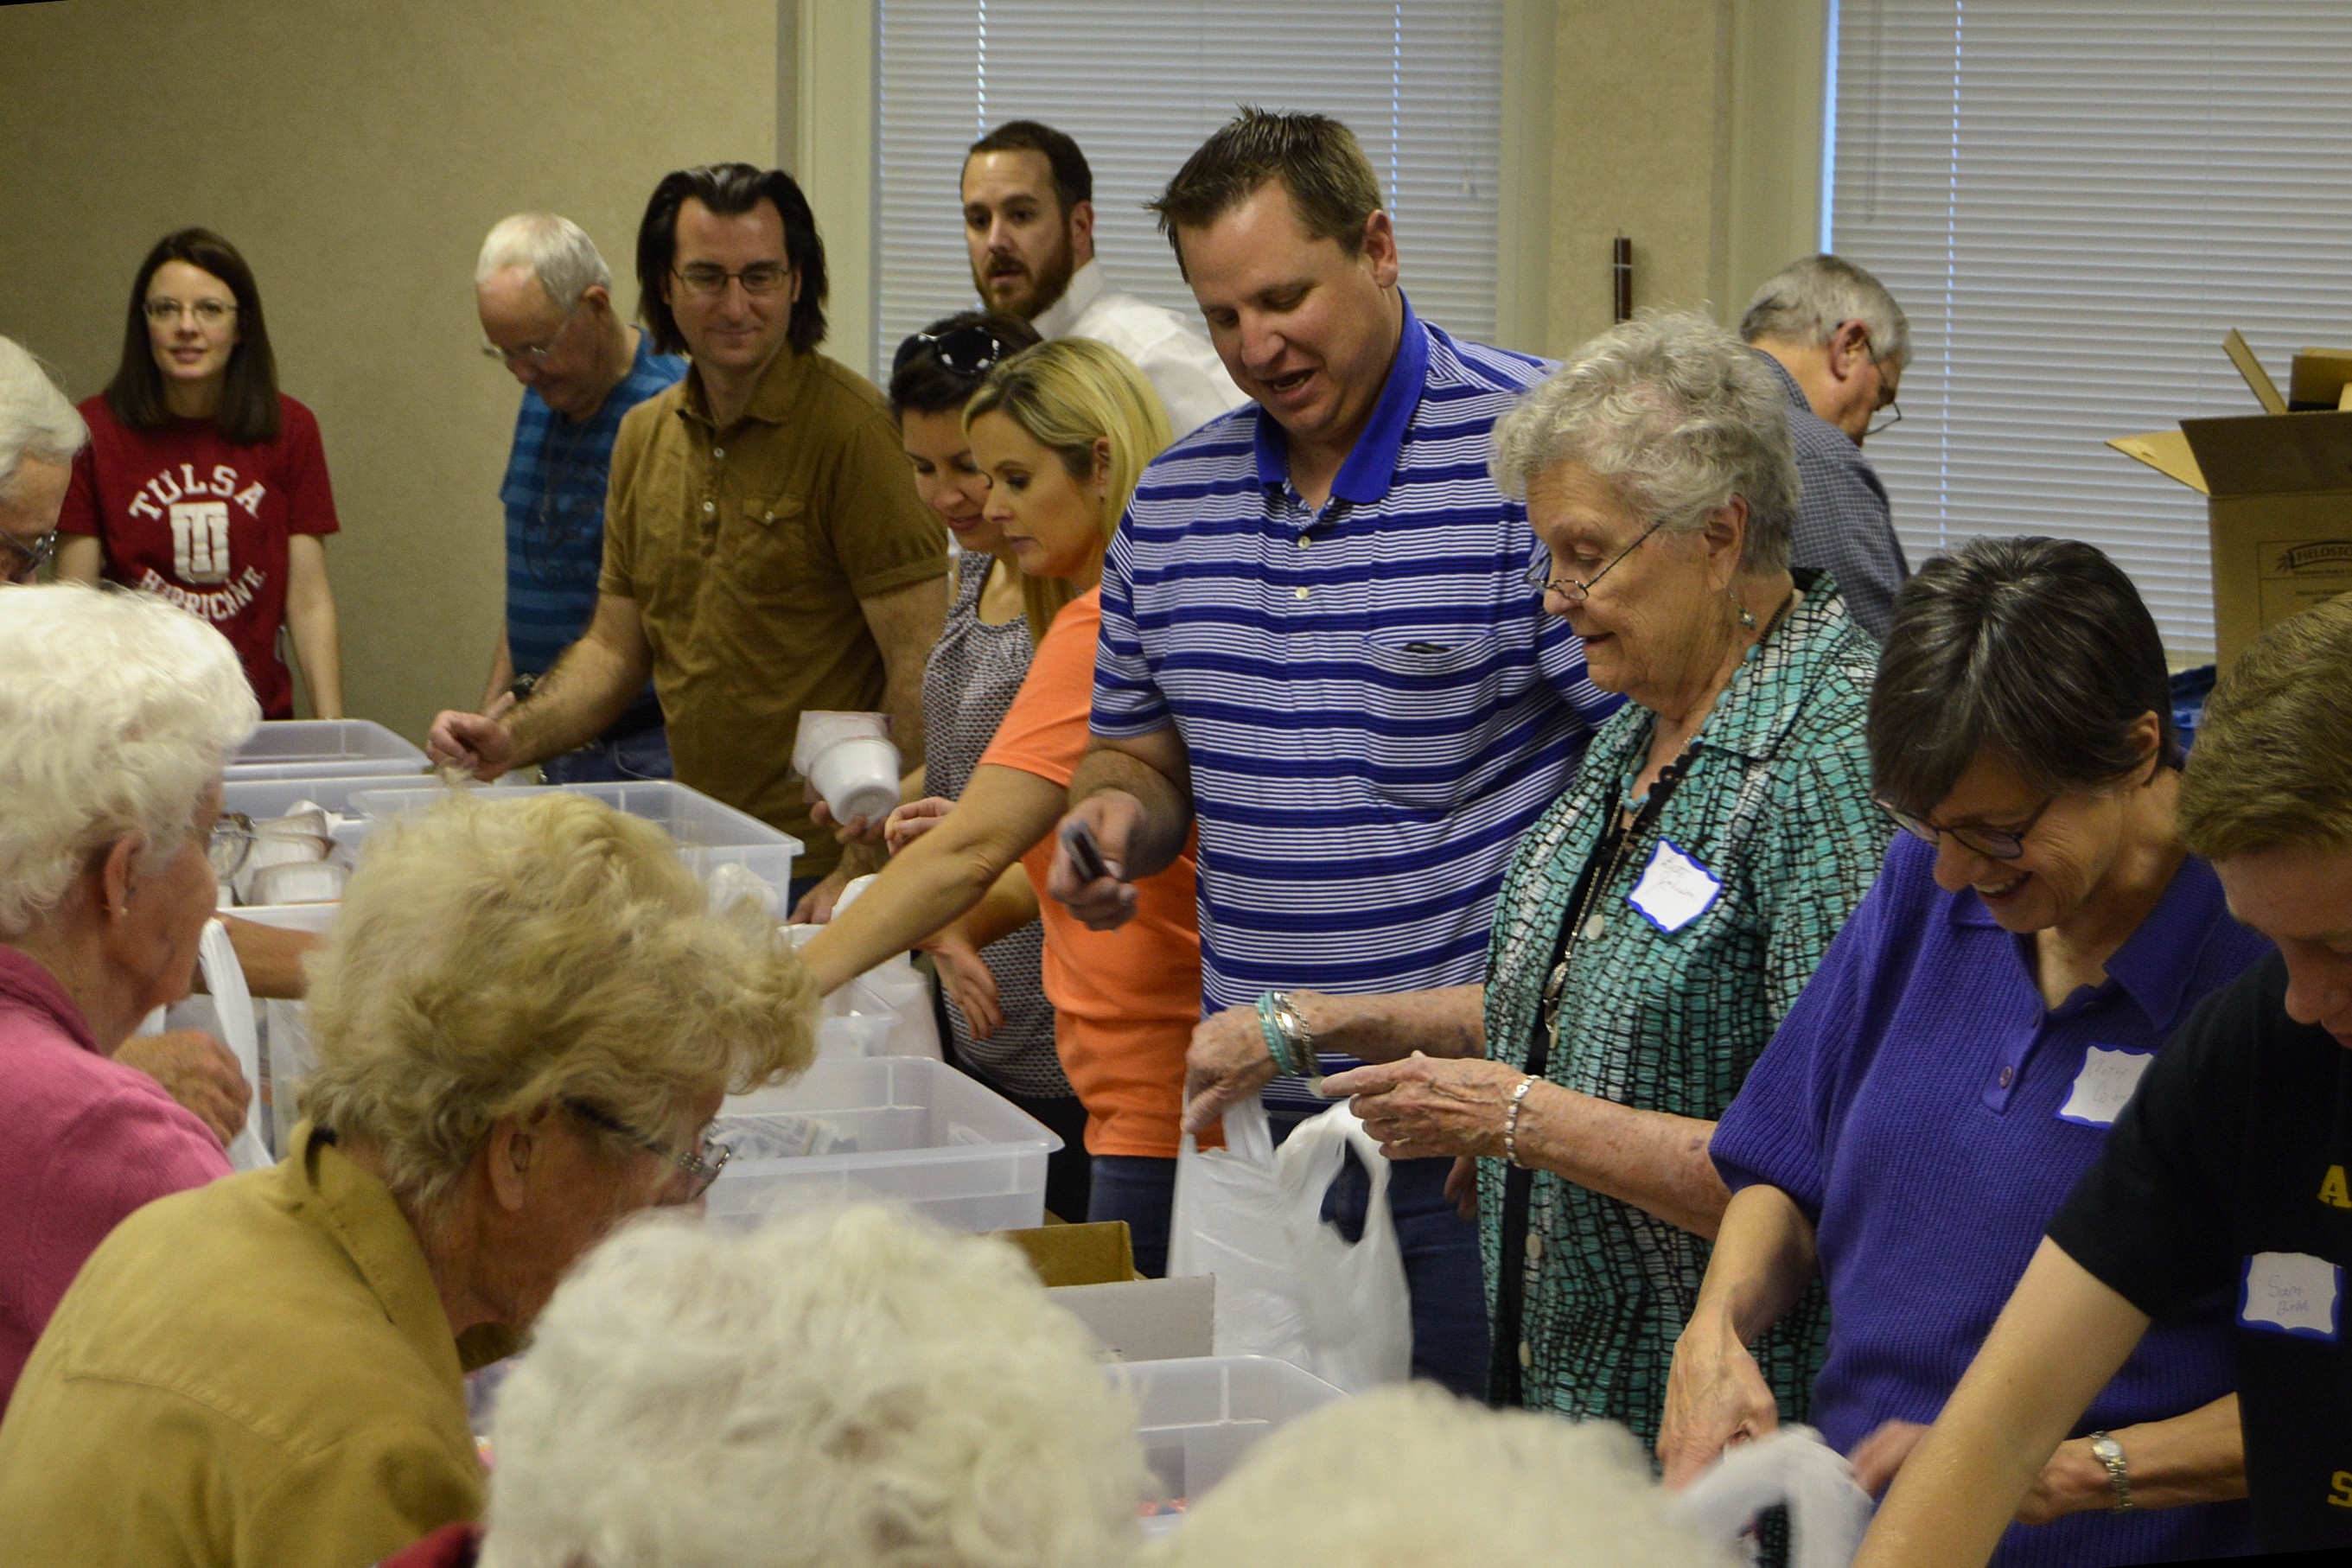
{"left": 1146, "top": 1384, "right": 1734, "bottom": 1568}
{"left": 964, "top": 337, "right": 1171, "bottom": 643}
{"left": 481, "top": 1206, "right": 1147, "bottom": 1568}
{"left": 2178, "top": 591, "right": 2352, "bottom": 859}
{"left": 300, "top": 792, "right": 815, "bottom": 1208}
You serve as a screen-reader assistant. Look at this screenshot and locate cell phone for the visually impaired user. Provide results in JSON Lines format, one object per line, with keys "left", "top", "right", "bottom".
{"left": 1059, "top": 819, "right": 1112, "bottom": 883}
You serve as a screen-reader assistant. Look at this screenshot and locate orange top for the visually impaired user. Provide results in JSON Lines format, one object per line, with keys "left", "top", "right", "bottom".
{"left": 979, "top": 590, "right": 1203, "bottom": 1157}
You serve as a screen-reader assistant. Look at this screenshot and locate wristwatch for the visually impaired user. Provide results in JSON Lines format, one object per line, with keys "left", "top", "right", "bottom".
{"left": 2088, "top": 1431, "right": 2132, "bottom": 1513}
{"left": 506, "top": 672, "right": 539, "bottom": 704}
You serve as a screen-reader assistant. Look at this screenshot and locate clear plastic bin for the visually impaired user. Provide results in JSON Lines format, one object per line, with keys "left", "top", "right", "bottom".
{"left": 351, "top": 780, "right": 801, "bottom": 908}
{"left": 704, "top": 1058, "right": 1060, "bottom": 1233}
{"left": 227, "top": 720, "right": 427, "bottom": 781}
{"left": 1112, "top": 1355, "right": 1348, "bottom": 1533}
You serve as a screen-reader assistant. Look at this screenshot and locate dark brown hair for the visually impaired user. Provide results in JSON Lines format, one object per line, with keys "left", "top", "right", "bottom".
{"left": 105, "top": 228, "right": 280, "bottom": 443}
{"left": 889, "top": 310, "right": 1042, "bottom": 417}
{"left": 1149, "top": 107, "right": 1384, "bottom": 277}
{"left": 635, "top": 163, "right": 828, "bottom": 356}
{"left": 966, "top": 120, "right": 1093, "bottom": 216}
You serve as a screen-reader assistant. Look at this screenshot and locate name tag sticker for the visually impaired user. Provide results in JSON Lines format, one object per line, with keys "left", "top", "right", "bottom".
{"left": 2238, "top": 1251, "right": 2342, "bottom": 1342}
{"left": 1627, "top": 839, "right": 1721, "bottom": 934}
{"left": 2056, "top": 1044, "right": 2156, "bottom": 1128}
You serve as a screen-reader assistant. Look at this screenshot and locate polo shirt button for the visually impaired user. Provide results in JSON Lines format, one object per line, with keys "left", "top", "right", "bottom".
{"left": 702, "top": 500, "right": 716, "bottom": 514}
{"left": 1998, "top": 1065, "right": 2014, "bottom": 1087}
{"left": 1293, "top": 586, "right": 1310, "bottom": 600}
{"left": 1518, "top": 1340, "right": 1533, "bottom": 1368}
{"left": 712, "top": 447, "right": 725, "bottom": 460}
{"left": 1296, "top": 535, "right": 1310, "bottom": 549}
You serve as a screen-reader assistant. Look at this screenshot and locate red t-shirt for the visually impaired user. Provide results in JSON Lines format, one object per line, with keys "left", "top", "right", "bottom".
{"left": 60, "top": 393, "right": 340, "bottom": 719}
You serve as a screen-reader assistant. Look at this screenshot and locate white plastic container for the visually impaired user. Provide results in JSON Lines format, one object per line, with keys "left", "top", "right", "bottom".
{"left": 1112, "top": 1356, "right": 1349, "bottom": 1533}
{"left": 351, "top": 780, "right": 802, "bottom": 909}
{"left": 703, "top": 1057, "right": 1059, "bottom": 1233}
{"left": 227, "top": 719, "right": 427, "bottom": 781}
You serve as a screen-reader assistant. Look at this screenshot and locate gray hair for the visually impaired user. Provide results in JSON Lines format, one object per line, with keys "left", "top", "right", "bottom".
{"left": 1869, "top": 536, "right": 2176, "bottom": 817}
{"left": 480, "top": 1206, "right": 1148, "bottom": 1568}
{"left": 0, "top": 336, "right": 89, "bottom": 500}
{"left": 475, "top": 213, "right": 613, "bottom": 313}
{"left": 1739, "top": 253, "right": 1910, "bottom": 370}
{"left": 0, "top": 586, "right": 258, "bottom": 938}
{"left": 1146, "top": 1382, "right": 1735, "bottom": 1568}
{"left": 1490, "top": 310, "right": 1798, "bottom": 574}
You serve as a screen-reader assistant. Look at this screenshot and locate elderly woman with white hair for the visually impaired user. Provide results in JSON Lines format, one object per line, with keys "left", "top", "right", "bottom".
{"left": 0, "top": 790, "right": 817, "bottom": 1568}
{"left": 380, "top": 1205, "right": 1149, "bottom": 1568}
{"left": 0, "top": 585, "right": 258, "bottom": 1408}
{"left": 0, "top": 335, "right": 88, "bottom": 582}
{"left": 1149, "top": 1383, "right": 1735, "bottom": 1568}
{"left": 1298, "top": 311, "right": 1890, "bottom": 1448}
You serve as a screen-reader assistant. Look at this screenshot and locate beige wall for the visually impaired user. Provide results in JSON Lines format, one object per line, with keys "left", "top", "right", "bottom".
{"left": 0, "top": 0, "right": 779, "bottom": 744}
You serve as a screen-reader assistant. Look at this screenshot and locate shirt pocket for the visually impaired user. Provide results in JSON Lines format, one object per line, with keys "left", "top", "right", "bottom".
{"left": 1358, "top": 632, "right": 1519, "bottom": 812}
{"left": 721, "top": 491, "right": 821, "bottom": 599}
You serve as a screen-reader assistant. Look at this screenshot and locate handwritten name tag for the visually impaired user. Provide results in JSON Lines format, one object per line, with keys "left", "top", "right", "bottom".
{"left": 1627, "top": 839, "right": 1722, "bottom": 934}
{"left": 2239, "top": 1251, "right": 2342, "bottom": 1341}
{"left": 2056, "top": 1044, "right": 2156, "bottom": 1128}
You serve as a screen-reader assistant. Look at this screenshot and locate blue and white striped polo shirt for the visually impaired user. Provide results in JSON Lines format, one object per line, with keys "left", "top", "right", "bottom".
{"left": 1093, "top": 296, "right": 1622, "bottom": 1110}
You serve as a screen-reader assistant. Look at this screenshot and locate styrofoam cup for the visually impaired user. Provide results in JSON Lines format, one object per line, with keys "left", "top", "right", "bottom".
{"left": 807, "top": 736, "right": 901, "bottom": 825}
{"left": 792, "top": 711, "right": 891, "bottom": 775}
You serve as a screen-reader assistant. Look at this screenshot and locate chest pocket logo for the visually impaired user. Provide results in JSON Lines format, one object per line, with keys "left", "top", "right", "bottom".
{"left": 171, "top": 501, "right": 232, "bottom": 584}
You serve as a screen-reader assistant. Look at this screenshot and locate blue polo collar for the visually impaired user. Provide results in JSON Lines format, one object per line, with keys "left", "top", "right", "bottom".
{"left": 1252, "top": 291, "right": 1430, "bottom": 505}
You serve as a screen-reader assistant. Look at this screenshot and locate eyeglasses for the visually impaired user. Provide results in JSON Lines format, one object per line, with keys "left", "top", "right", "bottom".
{"left": 893, "top": 323, "right": 1017, "bottom": 379}
{"left": 671, "top": 262, "right": 792, "bottom": 297}
{"left": 1522, "top": 515, "right": 1670, "bottom": 605}
{"left": 564, "top": 1098, "right": 730, "bottom": 1203}
{"left": 144, "top": 298, "right": 237, "bottom": 327}
{"left": 1876, "top": 794, "right": 2056, "bottom": 862}
{"left": 208, "top": 813, "right": 258, "bottom": 880}
{"left": 3, "top": 526, "right": 60, "bottom": 581}
{"left": 480, "top": 303, "right": 579, "bottom": 367}
{"left": 1866, "top": 399, "right": 1903, "bottom": 438}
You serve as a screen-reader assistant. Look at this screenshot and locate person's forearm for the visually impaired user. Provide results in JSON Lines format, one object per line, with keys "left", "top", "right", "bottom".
{"left": 481, "top": 627, "right": 515, "bottom": 713}
{"left": 881, "top": 655, "right": 927, "bottom": 774}
{"left": 1289, "top": 985, "right": 1485, "bottom": 1061}
{"left": 504, "top": 634, "right": 643, "bottom": 768}
{"left": 1067, "top": 746, "right": 1192, "bottom": 879}
{"left": 1689, "top": 1184, "right": 1820, "bottom": 1341}
{"left": 800, "top": 824, "right": 1007, "bottom": 992}
{"left": 943, "top": 861, "right": 1040, "bottom": 953}
{"left": 1512, "top": 1084, "right": 1731, "bottom": 1238}
{"left": 219, "top": 916, "right": 323, "bottom": 1001}
{"left": 2030, "top": 1396, "right": 2245, "bottom": 1520}
{"left": 286, "top": 593, "right": 343, "bottom": 717}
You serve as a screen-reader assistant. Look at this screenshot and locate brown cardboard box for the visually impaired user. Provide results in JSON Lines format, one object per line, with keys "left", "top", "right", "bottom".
{"left": 997, "top": 1221, "right": 1138, "bottom": 1287}
{"left": 993, "top": 1221, "right": 1218, "bottom": 1361}
{"left": 2108, "top": 410, "right": 2352, "bottom": 667}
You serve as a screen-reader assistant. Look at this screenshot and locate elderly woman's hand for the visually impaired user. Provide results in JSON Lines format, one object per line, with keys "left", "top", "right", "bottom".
{"left": 1657, "top": 1307, "right": 1782, "bottom": 1488}
{"left": 111, "top": 1029, "right": 252, "bottom": 1148}
{"left": 1182, "top": 1004, "right": 1281, "bottom": 1137}
{"left": 1320, "top": 1054, "right": 1526, "bottom": 1163}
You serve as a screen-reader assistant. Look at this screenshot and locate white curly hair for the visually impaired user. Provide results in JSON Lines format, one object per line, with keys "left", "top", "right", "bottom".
{"left": 1144, "top": 1383, "right": 1737, "bottom": 1568}
{"left": 0, "top": 585, "right": 258, "bottom": 938}
{"left": 0, "top": 335, "right": 87, "bottom": 500}
{"left": 479, "top": 1205, "right": 1148, "bottom": 1568}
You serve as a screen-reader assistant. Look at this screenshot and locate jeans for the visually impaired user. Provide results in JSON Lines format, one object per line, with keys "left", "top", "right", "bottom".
{"left": 1272, "top": 1110, "right": 1491, "bottom": 1398}
{"left": 1088, "top": 1155, "right": 1177, "bottom": 1279}
{"left": 539, "top": 725, "right": 672, "bottom": 785}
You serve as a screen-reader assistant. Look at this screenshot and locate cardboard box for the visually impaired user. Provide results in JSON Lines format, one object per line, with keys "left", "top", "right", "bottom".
{"left": 993, "top": 1221, "right": 1218, "bottom": 1361}
{"left": 2109, "top": 407, "right": 2352, "bottom": 667}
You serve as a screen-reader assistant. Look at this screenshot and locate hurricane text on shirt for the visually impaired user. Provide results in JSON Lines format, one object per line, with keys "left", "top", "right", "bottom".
{"left": 124, "top": 462, "right": 271, "bottom": 619}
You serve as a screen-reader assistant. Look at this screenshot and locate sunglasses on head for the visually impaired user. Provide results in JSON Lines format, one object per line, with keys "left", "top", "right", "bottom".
{"left": 894, "top": 323, "right": 1016, "bottom": 379}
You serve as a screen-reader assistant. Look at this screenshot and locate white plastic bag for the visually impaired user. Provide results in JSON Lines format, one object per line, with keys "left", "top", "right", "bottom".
{"left": 1166, "top": 1100, "right": 1412, "bottom": 1393}
{"left": 137, "top": 920, "right": 272, "bottom": 1170}
{"left": 1669, "top": 1425, "right": 1875, "bottom": 1568}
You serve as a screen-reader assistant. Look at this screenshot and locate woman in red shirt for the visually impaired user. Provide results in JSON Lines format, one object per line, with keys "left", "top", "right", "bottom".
{"left": 57, "top": 228, "right": 343, "bottom": 720}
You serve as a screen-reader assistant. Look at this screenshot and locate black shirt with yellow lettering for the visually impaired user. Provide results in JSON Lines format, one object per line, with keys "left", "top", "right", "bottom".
{"left": 2050, "top": 950, "right": 2352, "bottom": 1552}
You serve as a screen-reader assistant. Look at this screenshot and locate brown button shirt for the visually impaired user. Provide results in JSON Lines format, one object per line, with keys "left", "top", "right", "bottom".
{"left": 601, "top": 344, "right": 947, "bottom": 879}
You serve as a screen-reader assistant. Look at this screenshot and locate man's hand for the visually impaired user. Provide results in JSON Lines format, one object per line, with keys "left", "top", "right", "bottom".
{"left": 1046, "top": 790, "right": 1144, "bottom": 931}
{"left": 1182, "top": 1004, "right": 1281, "bottom": 1136}
{"left": 810, "top": 799, "right": 892, "bottom": 847}
{"left": 112, "top": 1029, "right": 251, "bottom": 1147}
{"left": 791, "top": 864, "right": 854, "bottom": 925}
{"left": 426, "top": 711, "right": 516, "bottom": 780}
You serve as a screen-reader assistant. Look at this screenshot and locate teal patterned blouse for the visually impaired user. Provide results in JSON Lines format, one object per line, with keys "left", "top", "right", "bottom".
{"left": 1477, "top": 574, "right": 1890, "bottom": 1448}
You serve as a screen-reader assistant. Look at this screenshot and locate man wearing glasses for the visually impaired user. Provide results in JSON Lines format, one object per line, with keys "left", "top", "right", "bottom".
{"left": 431, "top": 164, "right": 949, "bottom": 918}
{"left": 469, "top": 214, "right": 686, "bottom": 785}
{"left": 1739, "top": 253, "right": 1911, "bottom": 643}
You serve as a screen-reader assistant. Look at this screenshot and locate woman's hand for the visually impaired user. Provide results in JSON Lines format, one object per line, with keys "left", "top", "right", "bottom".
{"left": 1182, "top": 1004, "right": 1281, "bottom": 1137}
{"left": 1658, "top": 1308, "right": 1783, "bottom": 1488}
{"left": 921, "top": 928, "right": 1003, "bottom": 1039}
{"left": 883, "top": 797, "right": 956, "bottom": 854}
{"left": 790, "top": 864, "right": 852, "bottom": 925}
{"left": 811, "top": 799, "right": 891, "bottom": 847}
{"left": 1320, "top": 1054, "right": 1526, "bottom": 1162}
{"left": 111, "top": 1029, "right": 252, "bottom": 1148}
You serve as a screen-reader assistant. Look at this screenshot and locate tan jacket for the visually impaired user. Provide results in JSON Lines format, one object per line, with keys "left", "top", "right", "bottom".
{"left": 0, "top": 1124, "right": 485, "bottom": 1567}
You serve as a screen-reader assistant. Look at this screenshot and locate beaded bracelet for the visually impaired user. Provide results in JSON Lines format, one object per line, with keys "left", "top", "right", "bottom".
{"left": 1271, "top": 991, "right": 1323, "bottom": 1093}
{"left": 1503, "top": 1074, "right": 1539, "bottom": 1168}
{"left": 1255, "top": 991, "right": 1301, "bottom": 1076}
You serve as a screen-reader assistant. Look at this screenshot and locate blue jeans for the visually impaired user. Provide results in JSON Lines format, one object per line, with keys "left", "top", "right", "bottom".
{"left": 1272, "top": 1111, "right": 1490, "bottom": 1398}
{"left": 1089, "top": 1155, "right": 1177, "bottom": 1279}
{"left": 540, "top": 725, "right": 672, "bottom": 785}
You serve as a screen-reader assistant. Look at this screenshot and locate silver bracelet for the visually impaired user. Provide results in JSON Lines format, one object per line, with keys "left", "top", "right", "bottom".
{"left": 1502, "top": 1074, "right": 1539, "bottom": 1167}
{"left": 2088, "top": 1432, "right": 2132, "bottom": 1513}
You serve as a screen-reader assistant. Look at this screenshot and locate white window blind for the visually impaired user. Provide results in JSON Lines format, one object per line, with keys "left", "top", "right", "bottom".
{"left": 1828, "top": 0, "right": 2352, "bottom": 660}
{"left": 875, "top": 1, "right": 1502, "bottom": 382}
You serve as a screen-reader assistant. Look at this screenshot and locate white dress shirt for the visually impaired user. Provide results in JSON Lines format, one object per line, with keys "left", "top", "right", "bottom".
{"left": 1030, "top": 259, "right": 1249, "bottom": 437}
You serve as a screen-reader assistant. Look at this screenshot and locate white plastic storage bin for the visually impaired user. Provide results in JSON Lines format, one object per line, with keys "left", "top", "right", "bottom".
{"left": 703, "top": 1057, "right": 1059, "bottom": 1233}
{"left": 227, "top": 719, "right": 426, "bottom": 781}
{"left": 352, "top": 780, "right": 802, "bottom": 910}
{"left": 1113, "top": 1356, "right": 1348, "bottom": 1533}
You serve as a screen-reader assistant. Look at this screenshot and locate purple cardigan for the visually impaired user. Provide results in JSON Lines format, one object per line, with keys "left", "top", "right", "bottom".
{"left": 0, "top": 947, "right": 230, "bottom": 1406}
{"left": 1712, "top": 834, "right": 2267, "bottom": 1567}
